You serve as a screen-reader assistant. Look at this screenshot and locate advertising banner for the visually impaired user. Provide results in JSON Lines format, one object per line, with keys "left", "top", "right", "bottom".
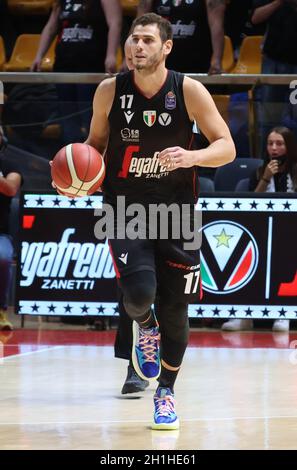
{"left": 16, "top": 193, "right": 297, "bottom": 319}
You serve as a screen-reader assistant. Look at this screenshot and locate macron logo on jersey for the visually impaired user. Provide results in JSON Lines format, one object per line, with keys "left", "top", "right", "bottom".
{"left": 124, "top": 111, "right": 134, "bottom": 124}
{"left": 118, "top": 253, "right": 128, "bottom": 265}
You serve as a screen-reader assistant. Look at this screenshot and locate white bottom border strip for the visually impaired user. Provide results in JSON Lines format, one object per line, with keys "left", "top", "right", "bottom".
{"left": 18, "top": 301, "right": 297, "bottom": 319}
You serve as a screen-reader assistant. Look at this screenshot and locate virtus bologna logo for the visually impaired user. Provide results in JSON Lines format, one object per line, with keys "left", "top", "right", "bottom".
{"left": 201, "top": 221, "right": 259, "bottom": 294}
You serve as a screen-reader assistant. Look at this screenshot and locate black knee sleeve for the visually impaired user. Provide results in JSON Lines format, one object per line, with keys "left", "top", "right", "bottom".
{"left": 157, "top": 300, "right": 189, "bottom": 367}
{"left": 161, "top": 330, "right": 189, "bottom": 368}
{"left": 120, "top": 270, "right": 157, "bottom": 323}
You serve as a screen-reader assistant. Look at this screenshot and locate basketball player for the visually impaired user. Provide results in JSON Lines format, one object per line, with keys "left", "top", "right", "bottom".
{"left": 114, "top": 35, "right": 151, "bottom": 395}
{"left": 85, "top": 13, "right": 235, "bottom": 430}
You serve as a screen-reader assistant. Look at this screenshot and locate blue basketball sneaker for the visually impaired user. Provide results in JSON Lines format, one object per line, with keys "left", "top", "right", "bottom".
{"left": 152, "top": 387, "right": 179, "bottom": 430}
{"left": 132, "top": 320, "right": 160, "bottom": 381}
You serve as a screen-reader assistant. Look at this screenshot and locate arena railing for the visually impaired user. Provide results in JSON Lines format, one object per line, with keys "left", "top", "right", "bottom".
{"left": 1, "top": 73, "right": 296, "bottom": 157}
{"left": 0, "top": 72, "right": 296, "bottom": 85}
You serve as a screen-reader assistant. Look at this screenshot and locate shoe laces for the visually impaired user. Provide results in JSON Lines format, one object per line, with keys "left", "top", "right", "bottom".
{"left": 155, "top": 392, "right": 175, "bottom": 418}
{"left": 138, "top": 327, "right": 160, "bottom": 363}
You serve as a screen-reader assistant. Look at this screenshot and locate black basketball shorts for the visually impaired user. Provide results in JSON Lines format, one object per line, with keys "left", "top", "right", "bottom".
{"left": 108, "top": 237, "right": 201, "bottom": 304}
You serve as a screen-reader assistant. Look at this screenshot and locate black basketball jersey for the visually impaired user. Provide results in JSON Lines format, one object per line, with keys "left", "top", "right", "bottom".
{"left": 104, "top": 70, "right": 197, "bottom": 206}
{"left": 152, "top": 0, "right": 212, "bottom": 72}
{"left": 54, "top": 0, "right": 108, "bottom": 72}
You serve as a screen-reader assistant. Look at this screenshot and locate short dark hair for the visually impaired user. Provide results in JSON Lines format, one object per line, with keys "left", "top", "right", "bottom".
{"left": 130, "top": 13, "right": 173, "bottom": 43}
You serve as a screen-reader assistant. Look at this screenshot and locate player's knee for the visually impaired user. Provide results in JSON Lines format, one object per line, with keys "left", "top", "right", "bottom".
{"left": 123, "top": 284, "right": 156, "bottom": 319}
{"left": 121, "top": 276, "right": 156, "bottom": 320}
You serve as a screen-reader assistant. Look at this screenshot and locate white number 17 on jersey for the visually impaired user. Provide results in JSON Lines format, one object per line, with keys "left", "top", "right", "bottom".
{"left": 184, "top": 271, "right": 200, "bottom": 294}
{"left": 120, "top": 95, "right": 134, "bottom": 109}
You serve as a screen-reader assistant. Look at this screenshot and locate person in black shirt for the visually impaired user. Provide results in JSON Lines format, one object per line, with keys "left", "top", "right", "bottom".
{"left": 224, "top": 0, "right": 265, "bottom": 54}
{"left": 0, "top": 128, "right": 22, "bottom": 330}
{"left": 252, "top": 0, "right": 297, "bottom": 67}
{"left": 252, "top": 1, "right": 297, "bottom": 152}
{"left": 55, "top": 13, "right": 235, "bottom": 430}
{"left": 31, "top": 0, "right": 122, "bottom": 144}
{"left": 137, "top": 0, "right": 226, "bottom": 74}
{"left": 32, "top": 0, "right": 122, "bottom": 74}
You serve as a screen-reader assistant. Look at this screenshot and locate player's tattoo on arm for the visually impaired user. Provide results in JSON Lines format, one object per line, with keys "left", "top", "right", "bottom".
{"left": 206, "top": 0, "right": 226, "bottom": 10}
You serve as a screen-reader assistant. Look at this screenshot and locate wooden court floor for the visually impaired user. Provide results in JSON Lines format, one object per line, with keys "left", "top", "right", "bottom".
{"left": 1, "top": 330, "right": 297, "bottom": 450}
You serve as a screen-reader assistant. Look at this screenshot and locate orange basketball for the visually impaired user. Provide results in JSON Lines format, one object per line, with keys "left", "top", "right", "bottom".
{"left": 51, "top": 143, "right": 105, "bottom": 197}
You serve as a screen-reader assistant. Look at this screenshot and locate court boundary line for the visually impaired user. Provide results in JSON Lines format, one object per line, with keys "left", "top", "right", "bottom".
{"left": 1, "top": 414, "right": 297, "bottom": 426}
{"left": 2, "top": 346, "right": 65, "bottom": 361}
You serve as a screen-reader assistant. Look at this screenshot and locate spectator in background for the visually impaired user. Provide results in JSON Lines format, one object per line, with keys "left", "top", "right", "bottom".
{"left": 222, "top": 126, "right": 297, "bottom": 333}
{"left": 0, "top": 127, "right": 22, "bottom": 330}
{"left": 31, "top": 0, "right": 122, "bottom": 144}
{"left": 250, "top": 126, "right": 297, "bottom": 192}
{"left": 223, "top": 1, "right": 267, "bottom": 158}
{"left": 137, "top": 0, "right": 226, "bottom": 74}
{"left": 224, "top": 0, "right": 265, "bottom": 56}
{"left": 252, "top": 0, "right": 297, "bottom": 152}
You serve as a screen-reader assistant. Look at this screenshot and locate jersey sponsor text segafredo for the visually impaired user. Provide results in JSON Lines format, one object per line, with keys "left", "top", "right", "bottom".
{"left": 130, "top": 152, "right": 168, "bottom": 178}
{"left": 119, "top": 147, "right": 169, "bottom": 179}
{"left": 21, "top": 228, "right": 115, "bottom": 289}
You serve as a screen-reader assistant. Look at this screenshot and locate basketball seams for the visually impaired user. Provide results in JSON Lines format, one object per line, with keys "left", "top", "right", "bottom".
{"left": 79, "top": 144, "right": 105, "bottom": 186}
{"left": 52, "top": 168, "right": 72, "bottom": 187}
{"left": 81, "top": 143, "right": 91, "bottom": 189}
{"left": 51, "top": 148, "right": 72, "bottom": 187}
{"left": 66, "top": 144, "right": 83, "bottom": 191}
{"left": 52, "top": 143, "right": 105, "bottom": 196}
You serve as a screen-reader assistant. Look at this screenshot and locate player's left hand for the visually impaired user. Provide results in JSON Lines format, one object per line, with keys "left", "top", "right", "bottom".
{"left": 158, "top": 147, "right": 195, "bottom": 171}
